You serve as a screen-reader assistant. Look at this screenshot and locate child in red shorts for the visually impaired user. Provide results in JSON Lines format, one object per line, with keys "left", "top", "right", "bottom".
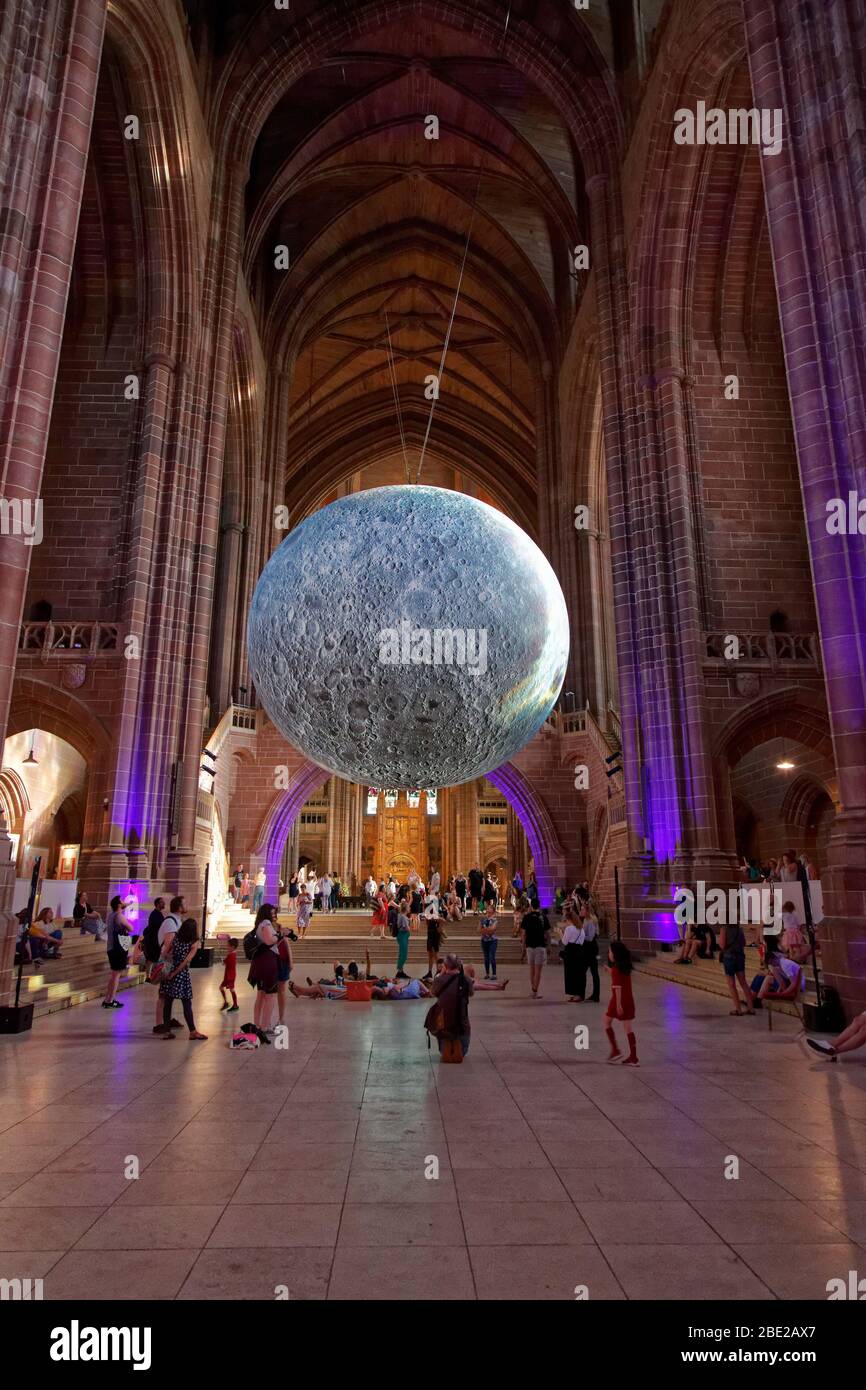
{"left": 219, "top": 937, "right": 239, "bottom": 1012}
{"left": 604, "top": 939, "right": 638, "bottom": 1066}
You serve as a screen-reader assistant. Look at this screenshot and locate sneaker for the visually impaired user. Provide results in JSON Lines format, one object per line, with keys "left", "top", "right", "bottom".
{"left": 606, "top": 1051, "right": 622, "bottom": 1063}
{"left": 491, "top": 975, "right": 497, "bottom": 981}
{"left": 220, "top": 1002, "right": 229, "bottom": 1011}
{"left": 227, "top": 1005, "right": 239, "bottom": 1012}
{"left": 152, "top": 1024, "right": 168, "bottom": 1035}
{"left": 169, "top": 1018, "right": 182, "bottom": 1028}
{"left": 806, "top": 1038, "right": 837, "bottom": 1058}
{"left": 621, "top": 1055, "right": 640, "bottom": 1067}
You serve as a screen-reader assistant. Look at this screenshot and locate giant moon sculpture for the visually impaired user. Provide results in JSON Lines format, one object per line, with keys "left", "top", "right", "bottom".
{"left": 247, "top": 485, "right": 569, "bottom": 787}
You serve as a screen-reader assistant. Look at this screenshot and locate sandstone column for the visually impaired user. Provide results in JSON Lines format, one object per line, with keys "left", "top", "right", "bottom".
{"left": 589, "top": 172, "right": 739, "bottom": 949}
{"left": 0, "top": 0, "right": 107, "bottom": 1007}
{"left": 166, "top": 159, "right": 247, "bottom": 901}
{"left": 744, "top": 0, "right": 866, "bottom": 1014}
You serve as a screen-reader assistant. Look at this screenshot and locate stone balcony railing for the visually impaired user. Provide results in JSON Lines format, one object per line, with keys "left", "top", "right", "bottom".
{"left": 231, "top": 705, "right": 257, "bottom": 732}
{"left": 19, "top": 620, "right": 121, "bottom": 659}
{"left": 545, "top": 701, "right": 621, "bottom": 761}
{"left": 703, "top": 631, "right": 821, "bottom": 670}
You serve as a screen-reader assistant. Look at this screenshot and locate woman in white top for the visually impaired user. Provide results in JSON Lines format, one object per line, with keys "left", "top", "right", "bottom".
{"left": 561, "top": 916, "right": 586, "bottom": 1002}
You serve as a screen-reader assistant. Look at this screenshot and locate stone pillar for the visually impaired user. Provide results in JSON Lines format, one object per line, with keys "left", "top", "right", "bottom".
{"left": 352, "top": 783, "right": 365, "bottom": 890}
{"left": 536, "top": 365, "right": 581, "bottom": 701}
{"left": 326, "top": 777, "right": 348, "bottom": 876}
{"left": 84, "top": 351, "right": 186, "bottom": 904}
{"left": 288, "top": 815, "right": 300, "bottom": 879}
{"left": 454, "top": 782, "right": 479, "bottom": 882}
{"left": 744, "top": 0, "right": 866, "bottom": 1014}
{"left": 589, "top": 173, "right": 738, "bottom": 950}
{"left": 167, "top": 160, "right": 248, "bottom": 901}
{"left": 0, "top": 0, "right": 107, "bottom": 1006}
{"left": 208, "top": 519, "right": 246, "bottom": 717}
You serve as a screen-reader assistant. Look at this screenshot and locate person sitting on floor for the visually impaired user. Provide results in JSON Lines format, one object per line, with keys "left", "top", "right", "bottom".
{"left": 464, "top": 964, "right": 509, "bottom": 992}
{"left": 806, "top": 1010, "right": 866, "bottom": 1061}
{"left": 750, "top": 942, "right": 804, "bottom": 1007}
{"left": 428, "top": 959, "right": 508, "bottom": 992}
{"left": 289, "top": 978, "right": 347, "bottom": 1000}
{"left": 288, "top": 971, "right": 432, "bottom": 1000}
{"left": 370, "top": 975, "right": 432, "bottom": 1000}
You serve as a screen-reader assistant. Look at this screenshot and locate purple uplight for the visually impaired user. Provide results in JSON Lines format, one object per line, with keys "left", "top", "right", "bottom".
{"left": 651, "top": 908, "right": 680, "bottom": 944}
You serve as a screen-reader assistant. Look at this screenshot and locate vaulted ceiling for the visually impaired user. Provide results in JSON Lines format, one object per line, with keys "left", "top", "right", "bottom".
{"left": 239, "top": 15, "right": 593, "bottom": 528}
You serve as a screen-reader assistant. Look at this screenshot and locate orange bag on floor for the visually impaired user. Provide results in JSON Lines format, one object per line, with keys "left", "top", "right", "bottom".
{"left": 345, "top": 980, "right": 374, "bottom": 1001}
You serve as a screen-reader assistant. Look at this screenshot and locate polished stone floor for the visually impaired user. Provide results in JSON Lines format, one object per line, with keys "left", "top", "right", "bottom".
{"left": 1, "top": 962, "right": 865, "bottom": 1300}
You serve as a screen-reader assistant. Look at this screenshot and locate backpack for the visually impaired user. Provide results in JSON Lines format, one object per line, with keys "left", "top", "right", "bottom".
{"left": 142, "top": 917, "right": 161, "bottom": 962}
{"left": 243, "top": 927, "right": 259, "bottom": 960}
{"left": 388, "top": 904, "right": 399, "bottom": 937}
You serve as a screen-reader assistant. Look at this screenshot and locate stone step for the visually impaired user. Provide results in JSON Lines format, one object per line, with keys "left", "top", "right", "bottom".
{"left": 205, "top": 935, "right": 530, "bottom": 966}
{"left": 12, "top": 926, "right": 146, "bottom": 1017}
{"left": 216, "top": 908, "right": 519, "bottom": 938}
{"left": 635, "top": 947, "right": 814, "bottom": 1018}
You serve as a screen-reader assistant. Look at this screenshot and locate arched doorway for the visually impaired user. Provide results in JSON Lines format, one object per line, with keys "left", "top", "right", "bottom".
{"left": 714, "top": 694, "right": 837, "bottom": 919}
{"left": 256, "top": 758, "right": 566, "bottom": 908}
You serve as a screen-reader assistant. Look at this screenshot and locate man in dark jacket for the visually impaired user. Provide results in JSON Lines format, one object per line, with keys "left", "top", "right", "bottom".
{"left": 429, "top": 954, "right": 474, "bottom": 1057}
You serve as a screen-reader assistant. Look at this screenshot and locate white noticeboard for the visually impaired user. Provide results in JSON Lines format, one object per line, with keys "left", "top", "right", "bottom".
{"left": 739, "top": 880, "right": 823, "bottom": 926}
{"left": 13, "top": 878, "right": 80, "bottom": 919}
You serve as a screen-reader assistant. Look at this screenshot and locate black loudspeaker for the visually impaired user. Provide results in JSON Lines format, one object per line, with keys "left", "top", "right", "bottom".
{"left": 803, "top": 987, "right": 845, "bottom": 1034}
{"left": 190, "top": 947, "right": 214, "bottom": 969}
{"left": 0, "top": 1003, "right": 34, "bottom": 1034}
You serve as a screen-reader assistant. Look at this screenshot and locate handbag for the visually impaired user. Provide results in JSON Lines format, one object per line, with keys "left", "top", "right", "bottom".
{"left": 423, "top": 973, "right": 459, "bottom": 1041}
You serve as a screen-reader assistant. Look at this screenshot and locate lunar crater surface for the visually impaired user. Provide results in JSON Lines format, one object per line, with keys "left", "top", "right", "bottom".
{"left": 247, "top": 485, "right": 569, "bottom": 787}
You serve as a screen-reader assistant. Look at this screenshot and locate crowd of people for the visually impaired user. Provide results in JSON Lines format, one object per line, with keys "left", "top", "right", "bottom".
{"left": 10, "top": 854, "right": 863, "bottom": 1066}
{"left": 670, "top": 860, "right": 818, "bottom": 1019}
{"left": 230, "top": 864, "right": 348, "bottom": 915}
{"left": 739, "top": 848, "right": 820, "bottom": 884}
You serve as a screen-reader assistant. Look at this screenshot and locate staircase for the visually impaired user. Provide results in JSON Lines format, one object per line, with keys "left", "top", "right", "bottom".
{"left": 209, "top": 905, "right": 530, "bottom": 969}
{"left": 635, "top": 945, "right": 816, "bottom": 1019}
{"left": 590, "top": 817, "right": 627, "bottom": 932}
{"left": 16, "top": 930, "right": 145, "bottom": 1018}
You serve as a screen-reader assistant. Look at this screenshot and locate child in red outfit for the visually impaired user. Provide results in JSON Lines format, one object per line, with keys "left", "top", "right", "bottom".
{"left": 604, "top": 940, "right": 638, "bottom": 1066}
{"left": 219, "top": 937, "right": 239, "bottom": 1012}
